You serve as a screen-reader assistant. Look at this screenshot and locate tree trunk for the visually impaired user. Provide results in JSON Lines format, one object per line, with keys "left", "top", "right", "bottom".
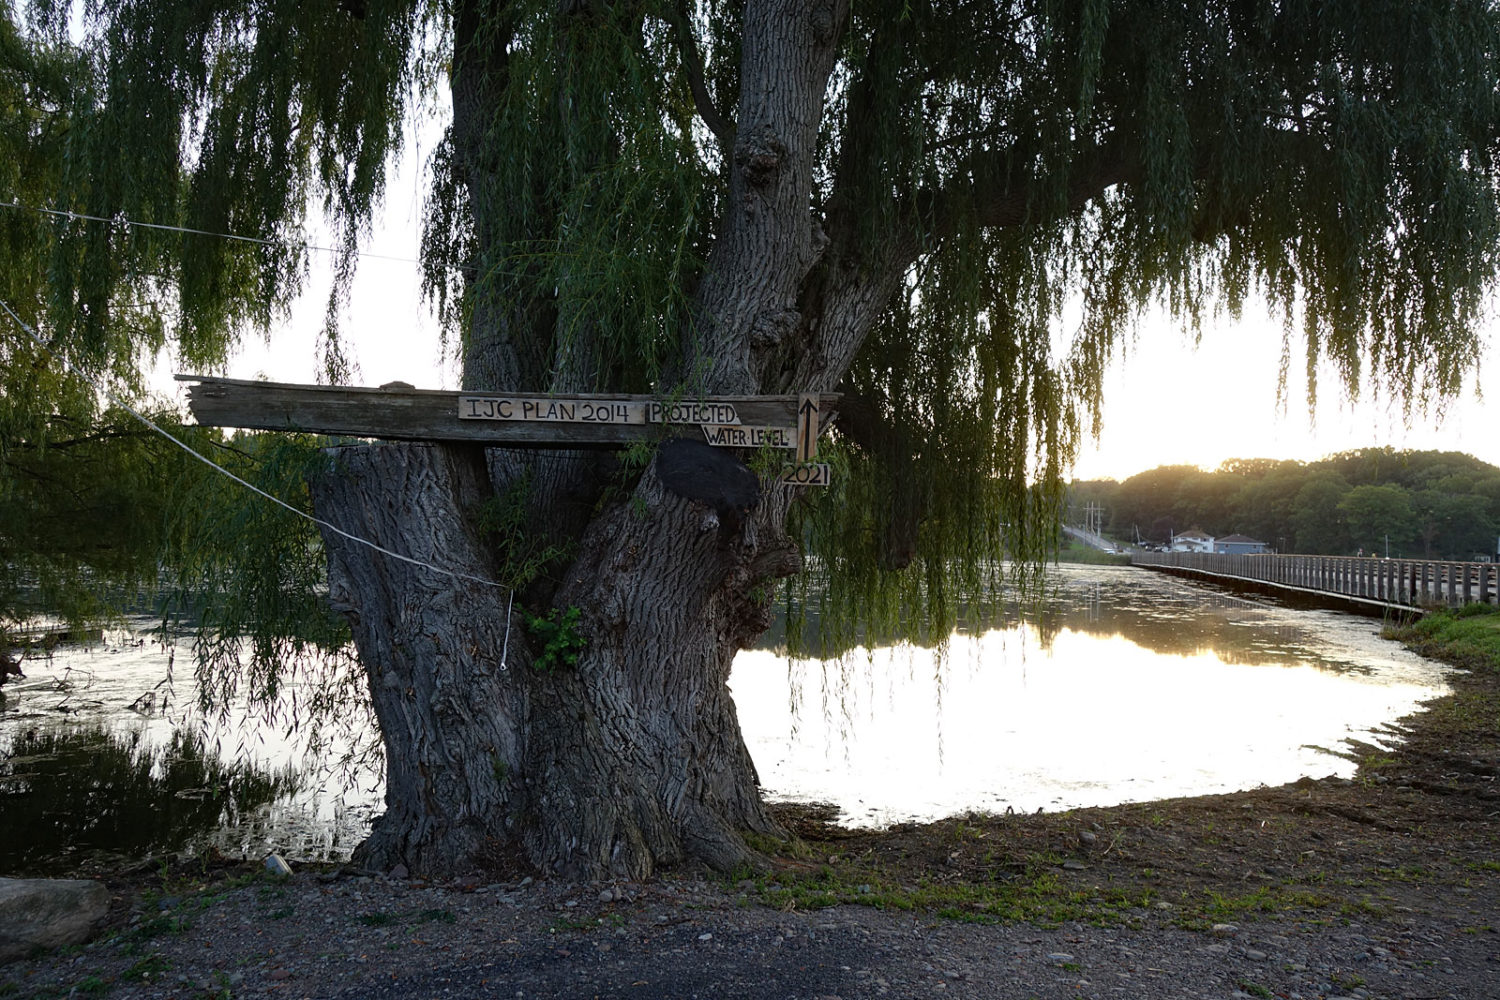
{"left": 311, "top": 0, "right": 863, "bottom": 880}
{"left": 310, "top": 439, "right": 799, "bottom": 878}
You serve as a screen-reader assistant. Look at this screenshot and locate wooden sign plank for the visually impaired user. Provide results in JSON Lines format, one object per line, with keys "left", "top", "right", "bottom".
{"left": 779, "top": 462, "right": 832, "bottom": 487}
{"left": 459, "top": 396, "right": 743, "bottom": 426}
{"left": 175, "top": 376, "right": 837, "bottom": 449}
{"left": 461, "top": 396, "right": 652, "bottom": 425}
{"left": 701, "top": 424, "right": 794, "bottom": 449}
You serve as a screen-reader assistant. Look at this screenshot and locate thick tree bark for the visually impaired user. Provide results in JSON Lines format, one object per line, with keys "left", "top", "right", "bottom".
{"left": 311, "top": 440, "right": 799, "bottom": 878}
{"left": 692, "top": 0, "right": 851, "bottom": 395}
{"left": 311, "top": 443, "right": 524, "bottom": 874}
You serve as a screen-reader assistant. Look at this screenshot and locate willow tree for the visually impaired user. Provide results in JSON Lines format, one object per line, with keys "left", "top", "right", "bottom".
{"left": 6, "top": 0, "right": 1500, "bottom": 876}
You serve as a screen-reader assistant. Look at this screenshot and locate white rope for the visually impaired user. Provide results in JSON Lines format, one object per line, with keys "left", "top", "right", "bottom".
{"left": 499, "top": 589, "right": 515, "bottom": 672}
{"left": 0, "top": 297, "right": 507, "bottom": 596}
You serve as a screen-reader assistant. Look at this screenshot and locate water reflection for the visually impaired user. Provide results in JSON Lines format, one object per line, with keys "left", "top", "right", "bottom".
{"left": 0, "top": 726, "right": 295, "bottom": 875}
{"left": 0, "top": 633, "right": 382, "bottom": 873}
{"left": 731, "top": 565, "right": 1450, "bottom": 827}
{"left": 0, "top": 566, "right": 1454, "bottom": 863}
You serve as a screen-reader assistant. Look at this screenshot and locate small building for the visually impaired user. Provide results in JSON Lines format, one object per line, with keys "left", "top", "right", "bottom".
{"left": 1214, "top": 533, "right": 1270, "bottom": 555}
{"left": 1170, "top": 529, "right": 1215, "bottom": 553}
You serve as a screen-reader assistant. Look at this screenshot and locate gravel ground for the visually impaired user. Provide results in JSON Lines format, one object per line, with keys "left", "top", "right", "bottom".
{"left": 6, "top": 866, "right": 1496, "bottom": 1000}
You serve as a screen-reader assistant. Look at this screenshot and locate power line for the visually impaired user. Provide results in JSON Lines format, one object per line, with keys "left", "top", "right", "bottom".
{"left": 0, "top": 199, "right": 467, "bottom": 270}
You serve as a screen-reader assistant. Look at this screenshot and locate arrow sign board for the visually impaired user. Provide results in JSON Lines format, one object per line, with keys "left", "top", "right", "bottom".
{"left": 796, "top": 393, "right": 820, "bottom": 463}
{"left": 779, "top": 462, "right": 831, "bottom": 487}
{"left": 701, "top": 424, "right": 794, "bottom": 449}
{"left": 175, "top": 376, "right": 837, "bottom": 449}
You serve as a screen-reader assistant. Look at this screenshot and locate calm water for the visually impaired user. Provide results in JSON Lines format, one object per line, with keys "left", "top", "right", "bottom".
{"left": 0, "top": 565, "right": 1449, "bottom": 871}
{"left": 734, "top": 565, "right": 1448, "bottom": 826}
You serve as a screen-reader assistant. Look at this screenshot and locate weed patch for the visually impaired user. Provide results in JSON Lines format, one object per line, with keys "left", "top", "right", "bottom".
{"left": 120, "top": 953, "right": 170, "bottom": 983}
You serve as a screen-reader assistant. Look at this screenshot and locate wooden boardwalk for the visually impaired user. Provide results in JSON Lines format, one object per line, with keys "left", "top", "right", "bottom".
{"left": 1130, "top": 551, "right": 1500, "bottom": 612}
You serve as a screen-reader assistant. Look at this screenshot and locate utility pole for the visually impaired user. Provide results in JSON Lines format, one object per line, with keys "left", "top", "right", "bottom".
{"left": 1082, "top": 502, "right": 1104, "bottom": 542}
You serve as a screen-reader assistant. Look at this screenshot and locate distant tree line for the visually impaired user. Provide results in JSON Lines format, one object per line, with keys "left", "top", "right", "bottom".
{"left": 1070, "top": 450, "right": 1500, "bottom": 560}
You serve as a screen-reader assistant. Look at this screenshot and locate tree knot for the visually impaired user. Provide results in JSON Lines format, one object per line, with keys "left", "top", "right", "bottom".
{"left": 809, "top": 3, "right": 836, "bottom": 44}
{"left": 735, "top": 125, "right": 786, "bottom": 187}
{"left": 750, "top": 309, "right": 801, "bottom": 351}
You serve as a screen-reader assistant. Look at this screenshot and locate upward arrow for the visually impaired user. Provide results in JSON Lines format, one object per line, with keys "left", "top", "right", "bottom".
{"left": 796, "top": 394, "right": 819, "bottom": 463}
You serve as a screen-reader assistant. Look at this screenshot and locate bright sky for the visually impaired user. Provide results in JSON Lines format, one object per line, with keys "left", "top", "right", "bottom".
{"left": 1069, "top": 313, "right": 1498, "bottom": 481}
{"left": 185, "top": 137, "right": 1499, "bottom": 486}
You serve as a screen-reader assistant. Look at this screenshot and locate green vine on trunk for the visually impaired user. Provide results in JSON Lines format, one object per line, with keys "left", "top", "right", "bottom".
{"left": 523, "top": 606, "right": 587, "bottom": 673}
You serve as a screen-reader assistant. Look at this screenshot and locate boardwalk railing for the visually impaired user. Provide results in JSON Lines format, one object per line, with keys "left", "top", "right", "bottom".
{"left": 1130, "top": 551, "right": 1500, "bottom": 611}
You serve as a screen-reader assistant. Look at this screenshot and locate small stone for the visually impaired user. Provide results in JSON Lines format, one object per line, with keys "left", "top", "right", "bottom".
{"left": 1245, "top": 949, "right": 1268, "bottom": 961}
{"left": 1078, "top": 831, "right": 1098, "bottom": 845}
{"left": 1211, "top": 923, "right": 1239, "bottom": 937}
{"left": 698, "top": 933, "right": 713, "bottom": 942}
{"left": 1153, "top": 902, "right": 1174, "bottom": 910}
{"left": 264, "top": 854, "right": 293, "bottom": 877}
{"left": 1062, "top": 861, "right": 1087, "bottom": 871}
{"left": 389, "top": 863, "right": 409, "bottom": 880}
{"left": 1045, "top": 953, "right": 1075, "bottom": 965}
{"left": 598, "top": 889, "right": 614, "bottom": 903}
{"left": 268, "top": 969, "right": 291, "bottom": 981}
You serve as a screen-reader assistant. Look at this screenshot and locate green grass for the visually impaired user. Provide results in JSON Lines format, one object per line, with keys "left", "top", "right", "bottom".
{"left": 357, "top": 911, "right": 398, "bottom": 927}
{"left": 119, "top": 954, "right": 170, "bottom": 983}
{"left": 749, "top": 862, "right": 1159, "bottom": 927}
{"left": 358, "top": 907, "right": 456, "bottom": 928}
{"left": 1053, "top": 540, "right": 1131, "bottom": 566}
{"left": 1387, "top": 604, "right": 1500, "bottom": 671}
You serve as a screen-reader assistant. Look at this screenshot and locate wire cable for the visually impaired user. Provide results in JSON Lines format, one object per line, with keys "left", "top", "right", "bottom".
{"left": 0, "top": 296, "right": 505, "bottom": 594}
{"left": 0, "top": 199, "right": 471, "bottom": 270}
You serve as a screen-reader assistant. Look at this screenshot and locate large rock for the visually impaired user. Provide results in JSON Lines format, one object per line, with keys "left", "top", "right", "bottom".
{"left": 0, "top": 878, "right": 111, "bottom": 964}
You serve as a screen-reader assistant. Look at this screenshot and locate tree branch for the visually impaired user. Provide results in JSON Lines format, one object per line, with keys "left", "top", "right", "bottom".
{"left": 668, "top": 0, "right": 733, "bottom": 150}
{"left": 938, "top": 132, "right": 1141, "bottom": 238}
{"left": 6, "top": 427, "right": 155, "bottom": 451}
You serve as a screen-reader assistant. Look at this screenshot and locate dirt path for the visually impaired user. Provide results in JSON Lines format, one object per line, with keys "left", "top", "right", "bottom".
{"left": 4, "top": 669, "right": 1497, "bottom": 1000}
